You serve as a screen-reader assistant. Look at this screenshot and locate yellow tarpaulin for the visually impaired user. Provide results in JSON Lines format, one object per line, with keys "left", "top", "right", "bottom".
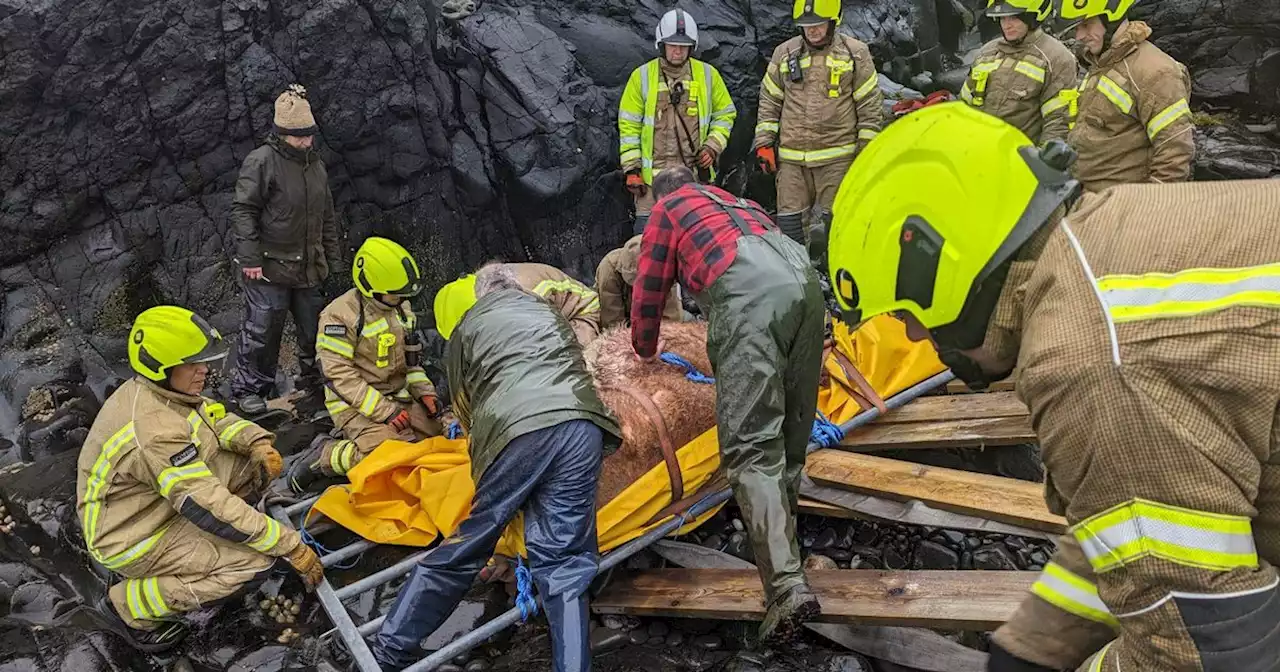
{"left": 310, "top": 313, "right": 946, "bottom": 554}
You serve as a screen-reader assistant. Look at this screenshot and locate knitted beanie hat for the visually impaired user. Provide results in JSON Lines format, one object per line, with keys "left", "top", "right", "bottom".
{"left": 274, "top": 84, "right": 318, "bottom": 136}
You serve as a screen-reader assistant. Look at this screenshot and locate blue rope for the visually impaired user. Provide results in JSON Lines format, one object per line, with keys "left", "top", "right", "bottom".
{"left": 659, "top": 352, "right": 715, "bottom": 384}
{"left": 514, "top": 557, "right": 539, "bottom": 622}
{"left": 810, "top": 410, "right": 846, "bottom": 448}
{"left": 300, "top": 517, "right": 362, "bottom": 570}
{"left": 446, "top": 420, "right": 463, "bottom": 439}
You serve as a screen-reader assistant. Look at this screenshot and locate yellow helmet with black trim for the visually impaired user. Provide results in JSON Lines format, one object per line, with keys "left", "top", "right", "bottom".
{"left": 986, "top": 0, "right": 1051, "bottom": 22}
{"left": 129, "top": 306, "right": 228, "bottom": 382}
{"left": 352, "top": 237, "right": 423, "bottom": 299}
{"left": 826, "top": 102, "right": 1078, "bottom": 350}
{"left": 1057, "top": 0, "right": 1136, "bottom": 22}
{"left": 433, "top": 274, "right": 478, "bottom": 340}
{"left": 793, "top": 0, "right": 842, "bottom": 27}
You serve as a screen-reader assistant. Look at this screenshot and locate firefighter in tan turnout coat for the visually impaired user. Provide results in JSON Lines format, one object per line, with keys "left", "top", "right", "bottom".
{"left": 753, "top": 0, "right": 884, "bottom": 265}
{"left": 288, "top": 237, "right": 444, "bottom": 493}
{"left": 76, "top": 306, "right": 323, "bottom": 651}
{"left": 828, "top": 102, "right": 1280, "bottom": 671}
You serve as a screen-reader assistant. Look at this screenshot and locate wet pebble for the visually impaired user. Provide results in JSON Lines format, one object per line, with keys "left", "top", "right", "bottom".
{"left": 883, "top": 547, "right": 908, "bottom": 570}
{"left": 934, "top": 529, "right": 967, "bottom": 549}
{"left": 913, "top": 540, "right": 959, "bottom": 570}
{"left": 647, "top": 620, "right": 669, "bottom": 638}
{"left": 854, "top": 525, "right": 878, "bottom": 545}
{"left": 590, "top": 628, "right": 628, "bottom": 654}
{"left": 965, "top": 536, "right": 983, "bottom": 550}
{"left": 602, "top": 614, "right": 636, "bottom": 631}
{"left": 1030, "top": 549, "right": 1050, "bottom": 566}
{"left": 29, "top": 546, "right": 39, "bottom": 556}
{"left": 812, "top": 528, "right": 838, "bottom": 551}
{"left": 972, "top": 544, "right": 1019, "bottom": 570}
{"left": 731, "top": 518, "right": 745, "bottom": 532}
{"left": 800, "top": 531, "right": 817, "bottom": 549}
{"left": 693, "top": 634, "right": 723, "bottom": 650}
{"left": 628, "top": 629, "right": 648, "bottom": 645}
{"left": 664, "top": 631, "right": 685, "bottom": 647}
{"left": 827, "top": 548, "right": 852, "bottom": 565}
{"left": 435, "top": 665, "right": 464, "bottom": 672}
{"left": 725, "top": 532, "right": 752, "bottom": 562}
{"left": 830, "top": 653, "right": 873, "bottom": 671}
{"left": 465, "top": 658, "right": 491, "bottom": 671}
{"left": 960, "top": 551, "right": 974, "bottom": 570}
{"left": 702, "top": 533, "right": 724, "bottom": 550}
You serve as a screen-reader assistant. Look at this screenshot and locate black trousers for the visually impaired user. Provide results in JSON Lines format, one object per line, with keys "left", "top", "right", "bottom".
{"left": 228, "top": 279, "right": 324, "bottom": 399}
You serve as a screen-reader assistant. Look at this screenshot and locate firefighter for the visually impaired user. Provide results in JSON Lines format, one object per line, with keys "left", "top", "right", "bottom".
{"left": 372, "top": 264, "right": 622, "bottom": 672}
{"left": 630, "top": 166, "right": 825, "bottom": 644}
{"left": 826, "top": 102, "right": 1280, "bottom": 671}
{"left": 1061, "top": 0, "right": 1195, "bottom": 192}
{"left": 753, "top": 0, "right": 884, "bottom": 267}
{"left": 960, "top": 0, "right": 1079, "bottom": 146}
{"left": 286, "top": 237, "right": 443, "bottom": 493}
{"left": 76, "top": 306, "right": 323, "bottom": 651}
{"left": 227, "top": 84, "right": 341, "bottom": 415}
{"left": 618, "top": 8, "right": 737, "bottom": 236}
{"left": 595, "top": 234, "right": 683, "bottom": 330}
{"left": 434, "top": 261, "right": 602, "bottom": 345}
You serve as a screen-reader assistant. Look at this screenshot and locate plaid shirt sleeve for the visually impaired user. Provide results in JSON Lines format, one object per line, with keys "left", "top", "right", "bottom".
{"left": 630, "top": 200, "right": 680, "bottom": 359}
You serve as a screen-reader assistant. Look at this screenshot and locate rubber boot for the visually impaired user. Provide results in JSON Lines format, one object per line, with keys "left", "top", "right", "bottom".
{"left": 775, "top": 212, "right": 806, "bottom": 247}
{"left": 84, "top": 595, "right": 189, "bottom": 653}
{"left": 806, "top": 210, "right": 831, "bottom": 274}
{"left": 757, "top": 583, "right": 821, "bottom": 646}
{"left": 632, "top": 212, "right": 651, "bottom": 236}
{"left": 544, "top": 592, "right": 591, "bottom": 672}
{"left": 286, "top": 434, "right": 333, "bottom": 494}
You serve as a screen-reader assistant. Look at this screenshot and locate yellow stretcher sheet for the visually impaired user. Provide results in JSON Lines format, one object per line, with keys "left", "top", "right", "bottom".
{"left": 310, "top": 314, "right": 946, "bottom": 555}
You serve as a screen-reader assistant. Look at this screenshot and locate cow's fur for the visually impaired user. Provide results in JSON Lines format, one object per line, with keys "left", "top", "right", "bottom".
{"left": 585, "top": 322, "right": 718, "bottom": 506}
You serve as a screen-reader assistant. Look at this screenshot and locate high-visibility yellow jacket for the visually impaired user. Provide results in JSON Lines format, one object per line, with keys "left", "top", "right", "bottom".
{"left": 960, "top": 28, "right": 1079, "bottom": 146}
{"left": 753, "top": 34, "right": 885, "bottom": 166}
{"left": 618, "top": 57, "right": 737, "bottom": 183}
{"left": 76, "top": 378, "right": 298, "bottom": 573}
{"left": 316, "top": 288, "right": 436, "bottom": 425}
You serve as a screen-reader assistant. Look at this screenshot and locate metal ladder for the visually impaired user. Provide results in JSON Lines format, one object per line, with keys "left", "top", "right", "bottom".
{"left": 268, "top": 371, "right": 956, "bottom": 672}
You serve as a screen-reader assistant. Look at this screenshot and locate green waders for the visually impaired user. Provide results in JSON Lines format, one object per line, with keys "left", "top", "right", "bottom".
{"left": 693, "top": 189, "right": 825, "bottom": 605}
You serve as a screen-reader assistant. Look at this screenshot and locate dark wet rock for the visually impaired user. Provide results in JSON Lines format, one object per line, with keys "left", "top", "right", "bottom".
{"left": 465, "top": 659, "right": 491, "bottom": 672}
{"left": 647, "top": 620, "right": 669, "bottom": 638}
{"left": 624, "top": 550, "right": 658, "bottom": 570}
{"left": 628, "top": 628, "right": 649, "bottom": 645}
{"left": 9, "top": 580, "right": 61, "bottom": 616}
{"left": 812, "top": 528, "right": 839, "bottom": 552}
{"left": 827, "top": 549, "right": 853, "bottom": 566}
{"left": 601, "top": 614, "right": 635, "bottom": 631}
{"left": 965, "top": 535, "right": 983, "bottom": 551}
{"left": 725, "top": 531, "right": 752, "bottom": 563}
{"left": 1030, "top": 549, "right": 1050, "bottom": 566}
{"left": 913, "top": 540, "right": 960, "bottom": 570}
{"left": 434, "top": 665, "right": 464, "bottom": 672}
{"left": 828, "top": 653, "right": 874, "bottom": 672}
{"left": 849, "top": 545, "right": 883, "bottom": 569}
{"left": 664, "top": 631, "right": 685, "bottom": 647}
{"left": 800, "top": 531, "right": 817, "bottom": 550}
{"left": 973, "top": 544, "right": 1020, "bottom": 571}
{"left": 1005, "top": 536, "right": 1028, "bottom": 552}
{"left": 1193, "top": 123, "right": 1280, "bottom": 180}
{"left": 854, "top": 525, "right": 879, "bottom": 546}
{"left": 934, "top": 529, "right": 967, "bottom": 549}
{"left": 702, "top": 533, "right": 725, "bottom": 551}
{"left": 835, "top": 523, "right": 857, "bottom": 550}
{"left": 960, "top": 551, "right": 974, "bottom": 570}
{"left": 693, "top": 633, "right": 723, "bottom": 650}
{"left": 883, "top": 547, "right": 908, "bottom": 570}
{"left": 589, "top": 628, "right": 629, "bottom": 654}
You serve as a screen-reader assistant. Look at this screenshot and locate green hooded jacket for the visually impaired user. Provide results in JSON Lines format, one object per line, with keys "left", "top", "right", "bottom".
{"left": 446, "top": 288, "right": 621, "bottom": 480}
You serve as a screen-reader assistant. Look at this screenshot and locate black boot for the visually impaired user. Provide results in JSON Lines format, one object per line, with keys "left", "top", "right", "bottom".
{"left": 81, "top": 595, "right": 189, "bottom": 653}
{"left": 757, "top": 583, "right": 821, "bottom": 646}
{"left": 286, "top": 434, "right": 334, "bottom": 494}
{"left": 775, "top": 212, "right": 806, "bottom": 247}
{"left": 807, "top": 210, "right": 832, "bottom": 274}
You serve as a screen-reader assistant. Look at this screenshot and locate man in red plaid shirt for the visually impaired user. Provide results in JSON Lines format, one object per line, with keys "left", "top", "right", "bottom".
{"left": 629, "top": 166, "right": 826, "bottom": 644}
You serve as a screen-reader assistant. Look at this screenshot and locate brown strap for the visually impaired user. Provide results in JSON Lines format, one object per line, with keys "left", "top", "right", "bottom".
{"left": 643, "top": 471, "right": 729, "bottom": 527}
{"left": 822, "top": 338, "right": 888, "bottom": 415}
{"left": 611, "top": 386, "right": 684, "bottom": 504}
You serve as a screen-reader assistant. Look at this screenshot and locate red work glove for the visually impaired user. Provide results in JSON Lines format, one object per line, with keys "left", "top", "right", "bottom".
{"left": 625, "top": 170, "right": 647, "bottom": 197}
{"left": 755, "top": 146, "right": 777, "bottom": 174}
{"left": 419, "top": 394, "right": 442, "bottom": 418}
{"left": 697, "top": 145, "right": 718, "bottom": 169}
{"left": 387, "top": 409, "right": 412, "bottom": 432}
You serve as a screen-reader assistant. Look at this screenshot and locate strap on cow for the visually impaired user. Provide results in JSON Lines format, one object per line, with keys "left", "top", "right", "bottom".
{"left": 644, "top": 471, "right": 729, "bottom": 527}
{"left": 822, "top": 338, "right": 887, "bottom": 414}
{"left": 611, "top": 386, "right": 684, "bottom": 504}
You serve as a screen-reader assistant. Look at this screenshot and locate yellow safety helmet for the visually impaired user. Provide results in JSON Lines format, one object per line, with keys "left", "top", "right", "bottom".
{"left": 128, "top": 306, "right": 228, "bottom": 382}
{"left": 826, "top": 102, "right": 1078, "bottom": 350}
{"left": 793, "top": 0, "right": 841, "bottom": 27}
{"left": 352, "top": 237, "right": 423, "bottom": 299}
{"left": 986, "top": 0, "right": 1051, "bottom": 22}
{"left": 1057, "top": 0, "right": 1136, "bottom": 22}
{"left": 433, "top": 274, "right": 478, "bottom": 340}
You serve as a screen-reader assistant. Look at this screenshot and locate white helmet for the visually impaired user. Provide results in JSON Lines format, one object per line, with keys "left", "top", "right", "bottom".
{"left": 655, "top": 8, "right": 699, "bottom": 51}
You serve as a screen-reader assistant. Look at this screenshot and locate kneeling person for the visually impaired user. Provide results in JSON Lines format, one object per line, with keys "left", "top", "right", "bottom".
{"left": 77, "top": 306, "right": 322, "bottom": 651}
{"left": 290, "top": 237, "right": 443, "bottom": 493}
{"left": 595, "top": 235, "right": 685, "bottom": 330}
{"left": 372, "top": 264, "right": 622, "bottom": 672}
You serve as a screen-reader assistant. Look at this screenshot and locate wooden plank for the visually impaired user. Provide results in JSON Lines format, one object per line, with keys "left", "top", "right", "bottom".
{"left": 807, "top": 450, "right": 1066, "bottom": 533}
{"left": 874, "top": 392, "right": 1027, "bottom": 424}
{"left": 841, "top": 415, "right": 1035, "bottom": 450}
{"left": 592, "top": 568, "right": 1036, "bottom": 631}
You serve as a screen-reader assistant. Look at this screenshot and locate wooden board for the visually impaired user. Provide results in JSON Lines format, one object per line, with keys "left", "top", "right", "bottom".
{"left": 946, "top": 379, "right": 1016, "bottom": 394}
{"left": 807, "top": 450, "right": 1066, "bottom": 533}
{"left": 842, "top": 392, "right": 1034, "bottom": 450}
{"left": 592, "top": 568, "right": 1036, "bottom": 631}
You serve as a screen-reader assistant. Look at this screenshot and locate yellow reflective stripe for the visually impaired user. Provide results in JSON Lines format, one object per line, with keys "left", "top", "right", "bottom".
{"left": 1030, "top": 562, "right": 1119, "bottom": 628}
{"left": 778, "top": 143, "right": 859, "bottom": 163}
{"left": 143, "top": 577, "right": 170, "bottom": 617}
{"left": 853, "top": 72, "right": 879, "bottom": 101}
{"left": 99, "top": 528, "right": 167, "bottom": 570}
{"left": 857, "top": 129, "right": 878, "bottom": 142}
{"left": 359, "top": 387, "right": 382, "bottom": 416}
{"left": 82, "top": 422, "right": 136, "bottom": 552}
{"left": 532, "top": 279, "right": 599, "bottom": 308}
{"left": 620, "top": 149, "right": 642, "bottom": 164}
{"left": 316, "top": 334, "right": 354, "bottom": 358}
{"left": 406, "top": 370, "right": 430, "bottom": 385}
{"left": 755, "top": 121, "right": 780, "bottom": 135}
{"left": 126, "top": 579, "right": 152, "bottom": 620}
{"left": 157, "top": 460, "right": 214, "bottom": 497}
{"left": 218, "top": 419, "right": 254, "bottom": 445}
{"left": 1147, "top": 98, "right": 1191, "bottom": 140}
{"left": 778, "top": 54, "right": 812, "bottom": 74}
{"left": 1096, "top": 262, "right": 1280, "bottom": 324}
{"left": 1086, "top": 642, "right": 1114, "bottom": 672}
{"left": 329, "top": 440, "right": 356, "bottom": 475}
{"left": 361, "top": 318, "right": 389, "bottom": 337}
{"left": 325, "top": 398, "right": 351, "bottom": 415}
{"left": 1096, "top": 75, "right": 1133, "bottom": 114}
{"left": 762, "top": 74, "right": 784, "bottom": 99}
{"left": 186, "top": 411, "right": 202, "bottom": 447}
{"left": 1072, "top": 498, "right": 1257, "bottom": 573}
{"left": 248, "top": 517, "right": 282, "bottom": 553}
{"left": 1041, "top": 94, "right": 1070, "bottom": 117}
{"left": 584, "top": 295, "right": 601, "bottom": 313}
{"left": 1014, "top": 60, "right": 1046, "bottom": 83}
{"left": 959, "top": 81, "right": 974, "bottom": 103}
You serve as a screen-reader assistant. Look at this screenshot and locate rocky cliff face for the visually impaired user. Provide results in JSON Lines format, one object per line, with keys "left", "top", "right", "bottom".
{"left": 1, "top": 0, "right": 1278, "bottom": 454}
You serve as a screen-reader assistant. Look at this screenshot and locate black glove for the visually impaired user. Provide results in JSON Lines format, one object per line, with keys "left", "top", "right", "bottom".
{"left": 988, "top": 641, "right": 1060, "bottom": 672}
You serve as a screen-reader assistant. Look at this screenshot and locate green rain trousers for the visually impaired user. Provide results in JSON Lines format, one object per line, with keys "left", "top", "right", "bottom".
{"left": 697, "top": 228, "right": 825, "bottom": 605}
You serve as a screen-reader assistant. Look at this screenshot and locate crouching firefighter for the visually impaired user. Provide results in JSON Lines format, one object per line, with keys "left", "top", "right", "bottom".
{"left": 76, "top": 306, "right": 324, "bottom": 651}
{"left": 826, "top": 102, "right": 1280, "bottom": 671}
{"left": 630, "top": 166, "right": 826, "bottom": 644}
{"left": 288, "top": 237, "right": 444, "bottom": 493}
{"left": 434, "top": 261, "right": 603, "bottom": 346}
{"left": 371, "top": 263, "right": 622, "bottom": 672}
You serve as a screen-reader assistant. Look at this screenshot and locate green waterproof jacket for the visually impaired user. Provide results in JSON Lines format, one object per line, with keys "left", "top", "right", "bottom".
{"left": 230, "top": 135, "right": 340, "bottom": 288}
{"left": 446, "top": 288, "right": 622, "bottom": 480}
